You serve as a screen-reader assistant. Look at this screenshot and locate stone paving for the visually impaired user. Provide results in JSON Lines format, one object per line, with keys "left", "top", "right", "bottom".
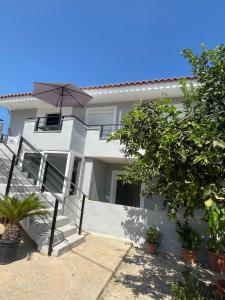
{"left": 0, "top": 233, "right": 131, "bottom": 300}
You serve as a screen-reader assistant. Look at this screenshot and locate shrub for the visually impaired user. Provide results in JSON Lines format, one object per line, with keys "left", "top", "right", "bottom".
{"left": 145, "top": 227, "right": 160, "bottom": 245}
{"left": 176, "top": 221, "right": 201, "bottom": 250}
{"left": 172, "top": 269, "right": 220, "bottom": 300}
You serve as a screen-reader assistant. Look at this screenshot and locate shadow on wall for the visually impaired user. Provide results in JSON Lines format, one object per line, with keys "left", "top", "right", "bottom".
{"left": 121, "top": 206, "right": 207, "bottom": 259}
{"left": 83, "top": 200, "right": 208, "bottom": 259}
{"left": 121, "top": 206, "right": 181, "bottom": 255}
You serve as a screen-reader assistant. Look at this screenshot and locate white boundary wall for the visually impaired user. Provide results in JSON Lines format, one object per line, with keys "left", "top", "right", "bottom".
{"left": 83, "top": 199, "right": 207, "bottom": 259}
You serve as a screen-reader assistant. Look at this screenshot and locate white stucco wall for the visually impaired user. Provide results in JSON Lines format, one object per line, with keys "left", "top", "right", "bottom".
{"left": 83, "top": 199, "right": 207, "bottom": 260}
{"left": 89, "top": 159, "right": 107, "bottom": 202}
{"left": 84, "top": 129, "right": 123, "bottom": 158}
{"left": 23, "top": 118, "right": 86, "bottom": 155}
{"left": 10, "top": 109, "right": 37, "bottom": 136}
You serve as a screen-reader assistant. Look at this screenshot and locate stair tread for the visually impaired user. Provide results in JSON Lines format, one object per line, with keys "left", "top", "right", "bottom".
{"left": 34, "top": 215, "right": 68, "bottom": 223}
{"left": 52, "top": 234, "right": 85, "bottom": 256}
{"left": 54, "top": 224, "right": 77, "bottom": 233}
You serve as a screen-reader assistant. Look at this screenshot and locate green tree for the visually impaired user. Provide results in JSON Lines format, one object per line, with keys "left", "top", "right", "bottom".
{"left": 110, "top": 45, "right": 225, "bottom": 218}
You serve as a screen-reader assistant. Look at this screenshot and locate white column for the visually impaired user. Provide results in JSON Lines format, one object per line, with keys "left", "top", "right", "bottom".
{"left": 81, "top": 158, "right": 94, "bottom": 198}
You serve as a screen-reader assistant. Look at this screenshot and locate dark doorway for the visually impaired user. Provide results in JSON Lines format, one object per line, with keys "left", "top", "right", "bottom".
{"left": 22, "top": 153, "right": 42, "bottom": 185}
{"left": 42, "top": 153, "right": 67, "bottom": 193}
{"left": 115, "top": 180, "right": 141, "bottom": 207}
{"left": 69, "top": 157, "right": 82, "bottom": 195}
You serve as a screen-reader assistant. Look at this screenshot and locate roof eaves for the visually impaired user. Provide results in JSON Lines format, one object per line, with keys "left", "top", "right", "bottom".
{"left": 0, "top": 76, "right": 195, "bottom": 99}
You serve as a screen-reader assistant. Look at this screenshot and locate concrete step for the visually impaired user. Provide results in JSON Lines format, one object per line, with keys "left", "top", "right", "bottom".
{"left": 0, "top": 169, "right": 29, "bottom": 177}
{"left": 51, "top": 234, "right": 85, "bottom": 256}
{"left": 32, "top": 215, "right": 69, "bottom": 229}
{"left": 9, "top": 185, "right": 39, "bottom": 193}
{"left": 0, "top": 176, "right": 34, "bottom": 185}
{"left": 47, "top": 207, "right": 62, "bottom": 216}
{"left": 9, "top": 192, "right": 63, "bottom": 210}
{"left": 54, "top": 224, "right": 77, "bottom": 240}
{"left": 0, "top": 158, "right": 11, "bottom": 166}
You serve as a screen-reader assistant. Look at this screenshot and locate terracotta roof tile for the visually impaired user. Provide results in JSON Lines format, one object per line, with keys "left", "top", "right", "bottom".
{"left": 0, "top": 76, "right": 195, "bottom": 99}
{"left": 81, "top": 76, "right": 195, "bottom": 90}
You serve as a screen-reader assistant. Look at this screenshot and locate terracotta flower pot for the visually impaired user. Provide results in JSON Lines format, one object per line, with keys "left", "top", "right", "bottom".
{"left": 216, "top": 280, "right": 225, "bottom": 297}
{"left": 207, "top": 250, "right": 225, "bottom": 273}
{"left": 182, "top": 248, "right": 197, "bottom": 265}
{"left": 146, "top": 242, "right": 157, "bottom": 254}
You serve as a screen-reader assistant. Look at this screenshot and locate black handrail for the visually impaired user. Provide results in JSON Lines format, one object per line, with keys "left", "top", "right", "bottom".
{"left": 0, "top": 140, "right": 86, "bottom": 254}
{"left": 0, "top": 145, "right": 63, "bottom": 256}
{"left": 19, "top": 136, "right": 87, "bottom": 196}
{"left": 0, "top": 148, "right": 52, "bottom": 231}
{"left": 1, "top": 143, "right": 63, "bottom": 204}
{"left": 26, "top": 114, "right": 122, "bottom": 130}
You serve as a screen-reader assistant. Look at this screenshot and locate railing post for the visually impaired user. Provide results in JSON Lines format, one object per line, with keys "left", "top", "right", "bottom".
{"left": 5, "top": 154, "right": 16, "bottom": 196}
{"left": 48, "top": 198, "right": 59, "bottom": 256}
{"left": 41, "top": 160, "right": 49, "bottom": 192}
{"left": 35, "top": 117, "right": 40, "bottom": 131}
{"left": 99, "top": 125, "right": 103, "bottom": 139}
{"left": 15, "top": 136, "right": 23, "bottom": 165}
{"left": 79, "top": 195, "right": 86, "bottom": 235}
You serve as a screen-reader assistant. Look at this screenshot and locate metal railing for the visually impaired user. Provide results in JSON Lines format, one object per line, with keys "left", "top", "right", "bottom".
{"left": 0, "top": 133, "right": 8, "bottom": 143}
{"left": 99, "top": 124, "right": 123, "bottom": 139}
{"left": 0, "top": 139, "right": 87, "bottom": 256}
{"left": 34, "top": 116, "right": 63, "bottom": 132}
{"left": 27, "top": 114, "right": 122, "bottom": 138}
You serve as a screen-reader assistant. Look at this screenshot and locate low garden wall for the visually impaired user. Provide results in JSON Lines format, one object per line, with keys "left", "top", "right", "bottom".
{"left": 83, "top": 199, "right": 207, "bottom": 260}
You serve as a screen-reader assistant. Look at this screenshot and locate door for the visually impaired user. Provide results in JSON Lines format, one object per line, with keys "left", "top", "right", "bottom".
{"left": 69, "top": 157, "right": 82, "bottom": 195}
{"left": 115, "top": 180, "right": 141, "bottom": 207}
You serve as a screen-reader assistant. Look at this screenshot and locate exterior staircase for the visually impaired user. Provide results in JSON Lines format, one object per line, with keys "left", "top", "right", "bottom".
{"left": 0, "top": 141, "right": 85, "bottom": 256}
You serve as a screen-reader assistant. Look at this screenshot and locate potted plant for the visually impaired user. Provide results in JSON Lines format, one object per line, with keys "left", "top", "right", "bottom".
{"left": 145, "top": 227, "right": 160, "bottom": 254}
{"left": 206, "top": 235, "right": 225, "bottom": 273}
{"left": 0, "top": 194, "right": 48, "bottom": 264}
{"left": 176, "top": 221, "right": 201, "bottom": 265}
{"left": 204, "top": 199, "right": 225, "bottom": 273}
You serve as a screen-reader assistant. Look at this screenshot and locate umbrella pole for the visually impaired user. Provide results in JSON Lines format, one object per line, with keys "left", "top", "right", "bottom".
{"left": 59, "top": 88, "right": 64, "bottom": 127}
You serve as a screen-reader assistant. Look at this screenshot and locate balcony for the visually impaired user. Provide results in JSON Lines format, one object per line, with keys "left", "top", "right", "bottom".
{"left": 84, "top": 124, "right": 124, "bottom": 159}
{"left": 22, "top": 115, "right": 123, "bottom": 158}
{"left": 23, "top": 116, "right": 86, "bottom": 153}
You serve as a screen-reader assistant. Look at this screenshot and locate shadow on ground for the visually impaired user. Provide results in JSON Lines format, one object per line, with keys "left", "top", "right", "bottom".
{"left": 15, "top": 239, "right": 37, "bottom": 261}
{"left": 113, "top": 248, "right": 220, "bottom": 300}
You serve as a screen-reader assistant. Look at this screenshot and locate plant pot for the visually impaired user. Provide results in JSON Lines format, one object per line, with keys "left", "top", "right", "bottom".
{"left": 207, "top": 250, "right": 225, "bottom": 273}
{"left": 0, "top": 239, "right": 21, "bottom": 265}
{"left": 215, "top": 280, "right": 225, "bottom": 297}
{"left": 146, "top": 242, "right": 157, "bottom": 254}
{"left": 182, "top": 248, "right": 197, "bottom": 265}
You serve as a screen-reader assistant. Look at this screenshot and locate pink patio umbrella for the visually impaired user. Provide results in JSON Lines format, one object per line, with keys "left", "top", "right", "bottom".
{"left": 32, "top": 82, "right": 93, "bottom": 115}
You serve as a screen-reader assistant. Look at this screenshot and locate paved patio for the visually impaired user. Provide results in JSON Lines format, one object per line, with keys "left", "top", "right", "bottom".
{"left": 0, "top": 233, "right": 131, "bottom": 300}
{"left": 101, "top": 247, "right": 224, "bottom": 300}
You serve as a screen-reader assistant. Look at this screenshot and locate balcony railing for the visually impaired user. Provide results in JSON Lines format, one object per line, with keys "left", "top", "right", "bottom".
{"left": 99, "top": 124, "right": 123, "bottom": 139}
{"left": 28, "top": 115, "right": 122, "bottom": 138}
{"left": 34, "top": 116, "right": 63, "bottom": 132}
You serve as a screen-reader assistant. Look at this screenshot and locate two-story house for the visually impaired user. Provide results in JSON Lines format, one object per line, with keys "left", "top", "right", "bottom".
{"left": 0, "top": 76, "right": 195, "bottom": 255}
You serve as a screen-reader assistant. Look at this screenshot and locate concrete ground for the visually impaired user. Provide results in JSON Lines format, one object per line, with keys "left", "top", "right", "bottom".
{"left": 0, "top": 233, "right": 131, "bottom": 300}
{"left": 101, "top": 247, "right": 224, "bottom": 300}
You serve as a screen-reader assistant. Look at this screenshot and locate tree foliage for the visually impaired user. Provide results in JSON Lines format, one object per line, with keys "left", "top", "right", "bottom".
{"left": 110, "top": 45, "right": 225, "bottom": 218}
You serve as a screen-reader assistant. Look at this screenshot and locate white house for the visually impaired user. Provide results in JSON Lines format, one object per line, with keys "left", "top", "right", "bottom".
{"left": 0, "top": 76, "right": 204, "bottom": 257}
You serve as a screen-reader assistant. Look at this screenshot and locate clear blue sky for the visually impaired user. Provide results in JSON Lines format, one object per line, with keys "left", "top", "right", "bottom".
{"left": 0, "top": 0, "right": 224, "bottom": 132}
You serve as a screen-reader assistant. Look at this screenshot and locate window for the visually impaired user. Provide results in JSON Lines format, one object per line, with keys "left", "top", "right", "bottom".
{"left": 46, "top": 114, "right": 60, "bottom": 126}
{"left": 86, "top": 107, "right": 116, "bottom": 125}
